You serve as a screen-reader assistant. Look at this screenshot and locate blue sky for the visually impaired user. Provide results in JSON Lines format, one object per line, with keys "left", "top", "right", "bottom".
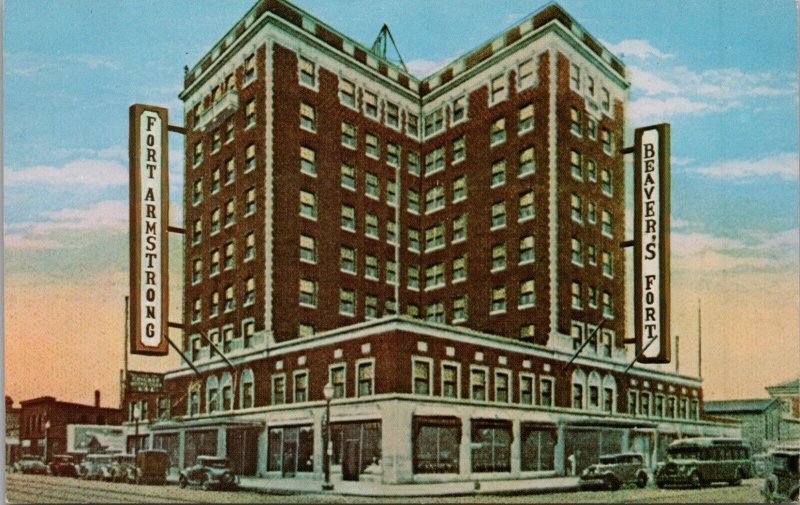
{"left": 4, "top": 1, "right": 798, "bottom": 404}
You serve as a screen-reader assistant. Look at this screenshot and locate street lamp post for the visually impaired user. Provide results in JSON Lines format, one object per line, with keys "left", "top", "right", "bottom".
{"left": 132, "top": 404, "right": 141, "bottom": 462}
{"left": 322, "top": 382, "right": 334, "bottom": 491}
{"left": 43, "top": 420, "right": 51, "bottom": 464}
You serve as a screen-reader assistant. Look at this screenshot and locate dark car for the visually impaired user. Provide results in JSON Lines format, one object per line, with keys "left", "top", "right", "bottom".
{"left": 13, "top": 456, "right": 48, "bottom": 475}
{"left": 48, "top": 454, "right": 79, "bottom": 477}
{"left": 178, "top": 456, "right": 238, "bottom": 490}
{"left": 762, "top": 448, "right": 799, "bottom": 503}
{"left": 108, "top": 454, "right": 137, "bottom": 483}
{"left": 579, "top": 453, "right": 649, "bottom": 490}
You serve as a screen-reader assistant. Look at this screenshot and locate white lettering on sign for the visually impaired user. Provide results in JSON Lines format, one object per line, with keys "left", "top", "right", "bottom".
{"left": 640, "top": 129, "right": 660, "bottom": 358}
{"left": 139, "top": 111, "right": 162, "bottom": 347}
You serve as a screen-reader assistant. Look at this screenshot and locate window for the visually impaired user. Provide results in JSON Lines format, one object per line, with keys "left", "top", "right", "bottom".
{"left": 570, "top": 63, "right": 580, "bottom": 91}
{"left": 365, "top": 132, "right": 379, "bottom": 158}
{"left": 272, "top": 375, "right": 286, "bottom": 405}
{"left": 385, "top": 101, "right": 399, "bottom": 128}
{"left": 330, "top": 365, "right": 346, "bottom": 399}
{"left": 424, "top": 147, "right": 445, "bottom": 175}
{"left": 491, "top": 286, "right": 507, "bottom": 314}
{"left": 224, "top": 241, "right": 235, "bottom": 270}
{"left": 446, "top": 253, "right": 465, "bottom": 283}
{"left": 491, "top": 244, "right": 507, "bottom": 271}
{"left": 424, "top": 108, "right": 444, "bottom": 137}
{"left": 192, "top": 258, "right": 203, "bottom": 284}
{"left": 540, "top": 377, "right": 554, "bottom": 407}
{"left": 385, "top": 298, "right": 397, "bottom": 314}
{"left": 518, "top": 103, "right": 534, "bottom": 134}
{"left": 471, "top": 419, "right": 512, "bottom": 473}
{"left": 245, "top": 143, "right": 256, "bottom": 172}
{"left": 490, "top": 117, "right": 506, "bottom": 145}
{"left": 518, "top": 58, "right": 535, "bottom": 89}
{"left": 365, "top": 172, "right": 380, "bottom": 199}
{"left": 601, "top": 87, "right": 611, "bottom": 111}
{"left": 570, "top": 150, "right": 582, "bottom": 179}
{"left": 224, "top": 284, "right": 235, "bottom": 312}
{"left": 491, "top": 159, "right": 506, "bottom": 187}
{"left": 339, "top": 78, "right": 356, "bottom": 107}
{"left": 365, "top": 255, "right": 379, "bottom": 280}
{"left": 519, "top": 146, "right": 535, "bottom": 177}
{"left": 207, "top": 376, "right": 219, "bottom": 413}
{"left": 413, "top": 359, "right": 431, "bottom": 395}
{"left": 408, "top": 228, "right": 420, "bottom": 252}
{"left": 442, "top": 363, "right": 459, "bottom": 398}
{"left": 495, "top": 371, "right": 510, "bottom": 403}
{"left": 571, "top": 237, "right": 583, "bottom": 266}
{"left": 339, "top": 289, "right": 355, "bottom": 316}
{"left": 192, "top": 179, "right": 203, "bottom": 205}
{"left": 363, "top": 90, "right": 378, "bottom": 117}
{"left": 299, "top": 102, "right": 315, "bottom": 131}
{"left": 299, "top": 190, "right": 316, "bottom": 219}
{"left": 210, "top": 249, "right": 221, "bottom": 276}
{"left": 425, "top": 302, "right": 444, "bottom": 323}
{"left": 570, "top": 107, "right": 582, "bottom": 136}
{"left": 520, "top": 235, "right": 534, "bottom": 264}
{"left": 425, "top": 185, "right": 445, "bottom": 213}
{"left": 587, "top": 117, "right": 598, "bottom": 140}
{"left": 246, "top": 99, "right": 256, "bottom": 128}
{"left": 408, "top": 265, "right": 420, "bottom": 289}
{"left": 601, "top": 128, "right": 613, "bottom": 155}
{"left": 192, "top": 298, "right": 202, "bottom": 322}
{"left": 452, "top": 213, "right": 467, "bottom": 243}
{"left": 225, "top": 158, "right": 236, "bottom": 185}
{"left": 640, "top": 392, "right": 651, "bottom": 416}
{"left": 299, "top": 278, "right": 317, "bottom": 307}
{"left": 520, "top": 375, "right": 534, "bottom": 405}
{"left": 572, "top": 382, "right": 584, "bottom": 410}
{"left": 654, "top": 395, "right": 665, "bottom": 417}
{"left": 519, "top": 279, "right": 535, "bottom": 308}
{"left": 387, "top": 143, "right": 400, "bottom": 166}
{"left": 244, "top": 232, "right": 255, "bottom": 262}
{"left": 519, "top": 191, "right": 534, "bottom": 221}
{"left": 356, "top": 359, "right": 375, "bottom": 397}
{"left": 341, "top": 163, "right": 356, "bottom": 190}
{"left": 601, "top": 329, "right": 613, "bottom": 357}
{"left": 193, "top": 141, "right": 203, "bottom": 166}
{"left": 341, "top": 204, "right": 355, "bottom": 231}
{"left": 244, "top": 53, "right": 256, "bottom": 84}
{"left": 627, "top": 391, "right": 639, "bottom": 415}
{"left": 471, "top": 368, "right": 487, "bottom": 401}
{"left": 408, "top": 151, "right": 420, "bottom": 175}
{"left": 452, "top": 136, "right": 466, "bottom": 164}
{"left": 587, "top": 244, "right": 597, "bottom": 265}
{"left": 408, "top": 189, "right": 420, "bottom": 214}
{"left": 425, "top": 223, "right": 445, "bottom": 252}
{"left": 571, "top": 282, "right": 583, "bottom": 309}
{"left": 293, "top": 371, "right": 308, "bottom": 403}
{"left": 387, "top": 180, "right": 397, "bottom": 206}
{"left": 602, "top": 291, "right": 614, "bottom": 318}
{"left": 452, "top": 95, "right": 467, "bottom": 123}
{"left": 387, "top": 219, "right": 397, "bottom": 244}
{"left": 602, "top": 250, "right": 613, "bottom": 277}
{"left": 212, "top": 167, "right": 221, "bottom": 194}
{"left": 210, "top": 208, "right": 221, "bottom": 235}
{"left": 588, "top": 202, "right": 597, "bottom": 223}
{"left": 299, "top": 234, "right": 315, "bottom": 263}
{"left": 490, "top": 74, "right": 506, "bottom": 103}
{"left": 588, "top": 286, "right": 599, "bottom": 308}
{"left": 453, "top": 295, "right": 467, "bottom": 322}
{"left": 453, "top": 175, "right": 467, "bottom": 202}
{"left": 602, "top": 210, "right": 613, "bottom": 237}
{"left": 224, "top": 198, "right": 235, "bottom": 226}
{"left": 407, "top": 113, "right": 419, "bottom": 138}
{"left": 491, "top": 202, "right": 506, "bottom": 229}
{"left": 586, "top": 75, "right": 596, "bottom": 96}
{"left": 571, "top": 322, "right": 583, "bottom": 350}
{"left": 244, "top": 277, "right": 255, "bottom": 306}
{"left": 365, "top": 213, "right": 379, "bottom": 238}
{"left": 300, "top": 146, "right": 316, "bottom": 176}
{"left": 339, "top": 246, "right": 356, "bottom": 274}
{"left": 601, "top": 167, "right": 612, "bottom": 195}
{"left": 298, "top": 56, "right": 315, "bottom": 87}
{"left": 386, "top": 260, "right": 397, "bottom": 284}
{"left": 210, "top": 291, "right": 219, "bottom": 317}
{"left": 425, "top": 263, "right": 445, "bottom": 289}
{"left": 341, "top": 122, "right": 357, "bottom": 149}
{"left": 589, "top": 384, "right": 600, "bottom": 410}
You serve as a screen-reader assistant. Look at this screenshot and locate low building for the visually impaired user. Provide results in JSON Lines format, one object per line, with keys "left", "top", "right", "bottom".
{"left": 704, "top": 398, "right": 783, "bottom": 454}
{"left": 766, "top": 377, "right": 800, "bottom": 444}
{"left": 6, "top": 396, "right": 21, "bottom": 465}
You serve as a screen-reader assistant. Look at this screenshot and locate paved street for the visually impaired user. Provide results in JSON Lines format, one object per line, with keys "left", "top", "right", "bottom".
{"left": 6, "top": 473, "right": 765, "bottom": 503}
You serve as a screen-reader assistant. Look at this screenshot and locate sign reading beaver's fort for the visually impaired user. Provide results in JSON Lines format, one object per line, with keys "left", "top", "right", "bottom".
{"left": 634, "top": 123, "right": 671, "bottom": 363}
{"left": 129, "top": 104, "right": 169, "bottom": 356}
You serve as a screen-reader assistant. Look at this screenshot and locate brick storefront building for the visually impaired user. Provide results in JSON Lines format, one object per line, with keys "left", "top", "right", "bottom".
{"left": 125, "top": 0, "right": 737, "bottom": 483}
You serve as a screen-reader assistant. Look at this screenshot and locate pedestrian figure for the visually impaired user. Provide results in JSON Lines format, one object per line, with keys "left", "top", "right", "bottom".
{"left": 567, "top": 453, "right": 576, "bottom": 476}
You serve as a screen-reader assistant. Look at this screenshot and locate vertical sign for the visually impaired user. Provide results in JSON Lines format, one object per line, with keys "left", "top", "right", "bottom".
{"left": 129, "top": 104, "right": 169, "bottom": 355}
{"left": 634, "top": 123, "right": 671, "bottom": 363}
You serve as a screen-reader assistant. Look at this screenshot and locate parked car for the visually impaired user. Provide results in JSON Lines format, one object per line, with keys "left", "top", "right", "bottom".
{"left": 178, "top": 456, "right": 238, "bottom": 490}
{"left": 13, "top": 456, "right": 48, "bottom": 475}
{"left": 762, "top": 447, "right": 799, "bottom": 503}
{"left": 48, "top": 454, "right": 79, "bottom": 477}
{"left": 132, "top": 449, "right": 170, "bottom": 485}
{"left": 579, "top": 452, "right": 649, "bottom": 490}
{"left": 108, "top": 454, "right": 137, "bottom": 483}
{"left": 77, "top": 453, "right": 116, "bottom": 481}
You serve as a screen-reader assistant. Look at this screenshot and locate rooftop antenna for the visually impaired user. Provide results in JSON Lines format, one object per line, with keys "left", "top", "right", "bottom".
{"left": 371, "top": 24, "right": 407, "bottom": 72}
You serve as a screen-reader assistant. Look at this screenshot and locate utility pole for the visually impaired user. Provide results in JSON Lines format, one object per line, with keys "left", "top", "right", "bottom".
{"left": 123, "top": 295, "right": 129, "bottom": 408}
{"left": 698, "top": 299, "right": 702, "bottom": 379}
{"left": 675, "top": 334, "right": 680, "bottom": 374}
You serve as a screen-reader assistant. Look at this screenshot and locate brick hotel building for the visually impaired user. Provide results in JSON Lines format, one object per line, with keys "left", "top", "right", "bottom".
{"left": 126, "top": 0, "right": 736, "bottom": 483}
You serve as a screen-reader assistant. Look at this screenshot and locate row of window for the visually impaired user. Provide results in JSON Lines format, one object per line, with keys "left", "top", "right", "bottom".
{"left": 188, "top": 320, "right": 257, "bottom": 361}
{"left": 569, "top": 107, "right": 615, "bottom": 155}
{"left": 191, "top": 145, "right": 257, "bottom": 204}
{"left": 570, "top": 322, "right": 615, "bottom": 357}
{"left": 626, "top": 389, "right": 700, "bottom": 421}
{"left": 569, "top": 62, "right": 613, "bottom": 114}
{"left": 570, "top": 369, "right": 618, "bottom": 413}
{"left": 191, "top": 235, "right": 256, "bottom": 284}
{"left": 571, "top": 281, "right": 614, "bottom": 318}
{"left": 191, "top": 279, "right": 256, "bottom": 323}
{"left": 569, "top": 151, "right": 613, "bottom": 193}
{"left": 191, "top": 190, "right": 257, "bottom": 246}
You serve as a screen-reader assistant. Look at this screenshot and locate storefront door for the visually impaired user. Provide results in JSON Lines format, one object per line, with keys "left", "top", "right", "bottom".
{"left": 342, "top": 440, "right": 360, "bottom": 481}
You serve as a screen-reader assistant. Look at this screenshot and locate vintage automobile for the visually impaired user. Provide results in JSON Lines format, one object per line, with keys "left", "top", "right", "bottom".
{"left": 762, "top": 447, "right": 799, "bottom": 503}
{"left": 579, "top": 452, "right": 649, "bottom": 490}
{"left": 178, "top": 456, "right": 238, "bottom": 490}
{"left": 108, "top": 454, "right": 137, "bottom": 483}
{"left": 48, "top": 454, "right": 79, "bottom": 477}
{"left": 132, "top": 449, "right": 170, "bottom": 485}
{"left": 655, "top": 437, "right": 751, "bottom": 488}
{"left": 77, "top": 453, "right": 116, "bottom": 481}
{"left": 13, "top": 456, "right": 48, "bottom": 475}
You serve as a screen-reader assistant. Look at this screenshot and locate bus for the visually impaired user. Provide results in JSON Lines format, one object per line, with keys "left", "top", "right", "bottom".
{"left": 655, "top": 437, "right": 751, "bottom": 488}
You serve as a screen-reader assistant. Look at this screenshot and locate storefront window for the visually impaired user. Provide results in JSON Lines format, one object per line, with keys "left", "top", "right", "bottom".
{"left": 267, "top": 426, "right": 314, "bottom": 475}
{"left": 184, "top": 429, "right": 218, "bottom": 468}
{"left": 331, "top": 421, "right": 382, "bottom": 479}
{"left": 413, "top": 417, "right": 460, "bottom": 474}
{"left": 520, "top": 424, "right": 556, "bottom": 471}
{"left": 471, "top": 419, "right": 511, "bottom": 473}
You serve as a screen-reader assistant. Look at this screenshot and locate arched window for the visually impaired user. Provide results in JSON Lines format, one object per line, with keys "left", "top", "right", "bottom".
{"left": 220, "top": 372, "right": 233, "bottom": 411}
{"left": 240, "top": 368, "right": 255, "bottom": 409}
{"left": 602, "top": 375, "right": 617, "bottom": 414}
{"left": 571, "top": 369, "right": 586, "bottom": 409}
{"left": 206, "top": 375, "right": 219, "bottom": 413}
{"left": 588, "top": 371, "right": 602, "bottom": 410}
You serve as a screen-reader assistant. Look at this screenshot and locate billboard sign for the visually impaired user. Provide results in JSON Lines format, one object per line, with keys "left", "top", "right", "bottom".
{"left": 129, "top": 104, "right": 169, "bottom": 356}
{"left": 126, "top": 371, "right": 164, "bottom": 393}
{"left": 634, "top": 123, "right": 671, "bottom": 363}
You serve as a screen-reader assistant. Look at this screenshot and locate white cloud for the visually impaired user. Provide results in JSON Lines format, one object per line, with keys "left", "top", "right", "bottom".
{"left": 603, "top": 39, "right": 674, "bottom": 60}
{"left": 5, "top": 159, "right": 128, "bottom": 187}
{"left": 671, "top": 228, "right": 799, "bottom": 273}
{"left": 34, "top": 200, "right": 128, "bottom": 235}
{"left": 66, "top": 54, "right": 121, "bottom": 70}
{"left": 675, "top": 250, "right": 779, "bottom": 272}
{"left": 406, "top": 57, "right": 456, "bottom": 78}
{"left": 691, "top": 153, "right": 799, "bottom": 181}
{"left": 4, "top": 234, "right": 72, "bottom": 250}
{"left": 629, "top": 66, "right": 680, "bottom": 96}
{"left": 671, "top": 232, "right": 744, "bottom": 257}
{"left": 628, "top": 96, "right": 733, "bottom": 123}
